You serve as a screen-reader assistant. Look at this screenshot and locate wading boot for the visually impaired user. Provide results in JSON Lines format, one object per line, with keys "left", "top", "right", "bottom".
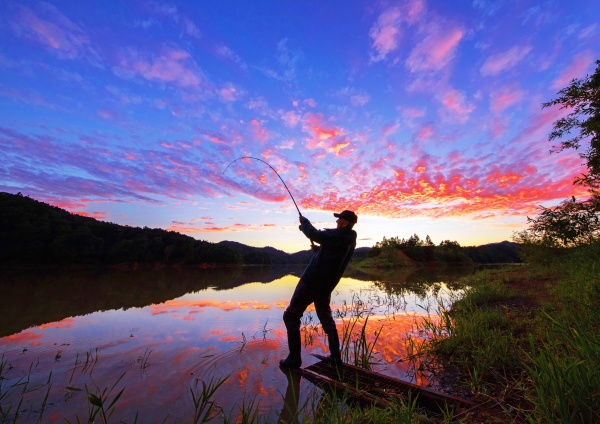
{"left": 279, "top": 330, "right": 302, "bottom": 369}
{"left": 326, "top": 329, "right": 342, "bottom": 368}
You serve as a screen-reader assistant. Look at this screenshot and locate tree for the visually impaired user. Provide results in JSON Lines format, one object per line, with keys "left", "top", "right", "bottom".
{"left": 515, "top": 196, "right": 600, "bottom": 247}
{"left": 543, "top": 59, "right": 600, "bottom": 193}
{"left": 516, "top": 59, "right": 600, "bottom": 247}
{"left": 425, "top": 235, "right": 434, "bottom": 246}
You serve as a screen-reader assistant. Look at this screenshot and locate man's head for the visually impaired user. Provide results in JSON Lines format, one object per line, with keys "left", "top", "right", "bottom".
{"left": 334, "top": 210, "right": 357, "bottom": 229}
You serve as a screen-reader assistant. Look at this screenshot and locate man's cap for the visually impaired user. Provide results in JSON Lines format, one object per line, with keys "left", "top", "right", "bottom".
{"left": 334, "top": 210, "right": 358, "bottom": 224}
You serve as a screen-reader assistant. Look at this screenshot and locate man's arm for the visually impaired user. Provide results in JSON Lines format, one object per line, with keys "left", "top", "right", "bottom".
{"left": 299, "top": 216, "right": 317, "bottom": 241}
{"left": 299, "top": 218, "right": 344, "bottom": 246}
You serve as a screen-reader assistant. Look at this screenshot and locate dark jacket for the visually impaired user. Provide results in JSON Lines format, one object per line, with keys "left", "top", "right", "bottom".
{"left": 299, "top": 219, "right": 357, "bottom": 293}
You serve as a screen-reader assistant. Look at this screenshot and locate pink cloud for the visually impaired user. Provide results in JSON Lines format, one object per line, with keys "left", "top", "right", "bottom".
{"left": 97, "top": 107, "right": 124, "bottom": 121}
{"left": 369, "top": 7, "right": 403, "bottom": 62}
{"left": 403, "top": 0, "right": 426, "bottom": 23}
{"left": 406, "top": 27, "right": 463, "bottom": 72}
{"left": 439, "top": 88, "right": 474, "bottom": 122}
{"left": 0, "top": 85, "right": 60, "bottom": 110}
{"left": 11, "top": 3, "right": 97, "bottom": 61}
{"left": 381, "top": 123, "right": 400, "bottom": 137}
{"left": 489, "top": 86, "right": 524, "bottom": 114}
{"left": 168, "top": 220, "right": 284, "bottom": 235}
{"left": 402, "top": 107, "right": 426, "bottom": 119}
{"left": 0, "top": 125, "right": 232, "bottom": 208}
{"left": 369, "top": 1, "right": 425, "bottom": 62}
{"left": 413, "top": 123, "right": 435, "bottom": 142}
{"left": 303, "top": 98, "right": 317, "bottom": 108}
{"left": 250, "top": 119, "right": 270, "bottom": 143}
{"left": 334, "top": 86, "right": 371, "bottom": 107}
{"left": 215, "top": 44, "right": 248, "bottom": 71}
{"left": 551, "top": 51, "right": 595, "bottom": 89}
{"left": 218, "top": 85, "right": 241, "bottom": 102}
{"left": 490, "top": 118, "right": 506, "bottom": 139}
{"left": 280, "top": 110, "right": 301, "bottom": 128}
{"left": 114, "top": 46, "right": 203, "bottom": 88}
{"left": 480, "top": 45, "right": 532, "bottom": 76}
{"left": 351, "top": 93, "right": 370, "bottom": 107}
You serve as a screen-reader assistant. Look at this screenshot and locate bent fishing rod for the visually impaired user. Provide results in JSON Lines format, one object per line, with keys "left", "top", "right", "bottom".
{"left": 223, "top": 156, "right": 304, "bottom": 217}
{"left": 223, "top": 156, "right": 315, "bottom": 246}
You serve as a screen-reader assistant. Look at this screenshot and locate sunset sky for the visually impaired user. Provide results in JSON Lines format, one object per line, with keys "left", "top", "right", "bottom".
{"left": 1, "top": 1, "right": 599, "bottom": 252}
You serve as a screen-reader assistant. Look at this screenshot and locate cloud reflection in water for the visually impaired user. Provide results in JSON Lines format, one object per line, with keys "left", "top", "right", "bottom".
{"left": 0, "top": 269, "right": 460, "bottom": 422}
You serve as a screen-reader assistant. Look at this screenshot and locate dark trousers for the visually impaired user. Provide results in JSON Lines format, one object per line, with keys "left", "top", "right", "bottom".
{"left": 282, "top": 280, "right": 337, "bottom": 334}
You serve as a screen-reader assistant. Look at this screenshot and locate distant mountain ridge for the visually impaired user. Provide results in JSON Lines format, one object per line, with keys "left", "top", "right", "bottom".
{"left": 0, "top": 192, "right": 521, "bottom": 267}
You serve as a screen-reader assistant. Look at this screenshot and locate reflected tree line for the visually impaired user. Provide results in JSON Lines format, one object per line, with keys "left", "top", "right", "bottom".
{"left": 0, "top": 265, "right": 303, "bottom": 338}
{"left": 0, "top": 262, "right": 475, "bottom": 339}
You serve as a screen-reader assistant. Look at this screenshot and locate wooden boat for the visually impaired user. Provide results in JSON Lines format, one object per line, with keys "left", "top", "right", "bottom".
{"left": 295, "top": 354, "right": 475, "bottom": 413}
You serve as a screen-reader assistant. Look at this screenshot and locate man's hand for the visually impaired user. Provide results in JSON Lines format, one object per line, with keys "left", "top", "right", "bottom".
{"left": 299, "top": 215, "right": 308, "bottom": 224}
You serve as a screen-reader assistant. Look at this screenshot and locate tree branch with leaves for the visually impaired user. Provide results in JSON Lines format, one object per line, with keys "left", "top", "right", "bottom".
{"left": 516, "top": 59, "right": 600, "bottom": 248}
{"left": 543, "top": 59, "right": 600, "bottom": 193}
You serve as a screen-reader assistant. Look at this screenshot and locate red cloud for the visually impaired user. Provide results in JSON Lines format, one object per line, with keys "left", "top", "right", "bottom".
{"left": 314, "top": 126, "right": 342, "bottom": 141}
{"left": 74, "top": 211, "right": 108, "bottom": 219}
{"left": 303, "top": 114, "right": 345, "bottom": 152}
{"left": 298, "top": 145, "right": 586, "bottom": 222}
{"left": 2, "top": 331, "right": 43, "bottom": 345}
{"left": 37, "top": 317, "right": 75, "bottom": 330}
{"left": 150, "top": 299, "right": 273, "bottom": 313}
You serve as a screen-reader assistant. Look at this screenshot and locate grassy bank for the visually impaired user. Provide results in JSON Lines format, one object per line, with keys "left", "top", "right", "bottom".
{"left": 412, "top": 243, "right": 600, "bottom": 423}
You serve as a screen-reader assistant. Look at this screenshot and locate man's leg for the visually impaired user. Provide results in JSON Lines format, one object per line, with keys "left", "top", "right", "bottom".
{"left": 280, "top": 282, "right": 314, "bottom": 368}
{"left": 314, "top": 294, "right": 342, "bottom": 366}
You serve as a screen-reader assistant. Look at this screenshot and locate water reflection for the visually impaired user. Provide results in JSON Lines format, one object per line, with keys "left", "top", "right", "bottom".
{"left": 0, "top": 265, "right": 473, "bottom": 422}
{"left": 0, "top": 266, "right": 304, "bottom": 338}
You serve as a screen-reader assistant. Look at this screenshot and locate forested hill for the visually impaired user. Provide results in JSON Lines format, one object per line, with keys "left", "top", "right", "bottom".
{"left": 0, "top": 192, "right": 521, "bottom": 267}
{"left": 0, "top": 192, "right": 243, "bottom": 266}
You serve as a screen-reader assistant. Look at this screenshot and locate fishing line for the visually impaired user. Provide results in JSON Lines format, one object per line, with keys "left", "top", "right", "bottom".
{"left": 223, "top": 156, "right": 316, "bottom": 248}
{"left": 223, "top": 156, "right": 303, "bottom": 217}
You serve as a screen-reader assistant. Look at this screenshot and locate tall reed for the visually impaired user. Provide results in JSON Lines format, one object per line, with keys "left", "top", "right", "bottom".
{"left": 523, "top": 243, "right": 600, "bottom": 423}
{"left": 336, "top": 293, "right": 384, "bottom": 370}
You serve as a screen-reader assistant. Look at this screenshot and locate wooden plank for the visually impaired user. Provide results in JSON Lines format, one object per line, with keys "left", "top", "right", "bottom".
{"left": 296, "top": 367, "right": 392, "bottom": 408}
{"left": 307, "top": 354, "right": 475, "bottom": 412}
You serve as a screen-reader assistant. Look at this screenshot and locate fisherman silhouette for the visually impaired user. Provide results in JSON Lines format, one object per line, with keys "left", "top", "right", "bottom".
{"left": 279, "top": 210, "right": 357, "bottom": 369}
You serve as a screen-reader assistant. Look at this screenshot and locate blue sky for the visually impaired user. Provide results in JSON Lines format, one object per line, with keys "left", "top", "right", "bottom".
{"left": 1, "top": 0, "right": 599, "bottom": 252}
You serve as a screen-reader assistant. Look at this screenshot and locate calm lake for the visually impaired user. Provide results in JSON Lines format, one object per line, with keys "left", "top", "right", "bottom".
{"left": 0, "top": 265, "right": 474, "bottom": 423}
